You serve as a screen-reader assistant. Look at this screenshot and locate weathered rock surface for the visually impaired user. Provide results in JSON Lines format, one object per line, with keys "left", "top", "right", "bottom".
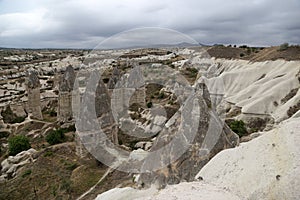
{"left": 107, "top": 67, "right": 121, "bottom": 90}
{"left": 196, "top": 117, "right": 300, "bottom": 200}
{"left": 26, "top": 70, "right": 43, "bottom": 120}
{"left": 0, "top": 148, "right": 38, "bottom": 181}
{"left": 211, "top": 59, "right": 300, "bottom": 123}
{"left": 58, "top": 65, "right": 76, "bottom": 122}
{"left": 138, "top": 82, "right": 239, "bottom": 189}
{"left": 95, "top": 182, "right": 241, "bottom": 200}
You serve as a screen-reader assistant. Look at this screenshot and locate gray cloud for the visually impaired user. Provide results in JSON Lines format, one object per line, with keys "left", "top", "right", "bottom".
{"left": 0, "top": 0, "right": 299, "bottom": 48}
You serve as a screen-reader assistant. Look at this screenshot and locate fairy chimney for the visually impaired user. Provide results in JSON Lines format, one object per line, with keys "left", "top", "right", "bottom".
{"left": 26, "top": 70, "right": 43, "bottom": 120}
{"left": 58, "top": 65, "right": 75, "bottom": 122}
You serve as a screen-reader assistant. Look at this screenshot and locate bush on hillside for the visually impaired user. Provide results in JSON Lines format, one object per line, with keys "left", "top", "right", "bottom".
{"left": 279, "top": 43, "right": 289, "bottom": 51}
{"left": 46, "top": 129, "right": 66, "bottom": 145}
{"left": 8, "top": 135, "right": 31, "bottom": 156}
{"left": 229, "top": 120, "right": 248, "bottom": 137}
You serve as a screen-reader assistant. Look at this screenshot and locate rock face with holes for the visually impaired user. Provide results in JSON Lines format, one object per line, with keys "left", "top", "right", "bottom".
{"left": 26, "top": 70, "right": 43, "bottom": 120}
{"left": 58, "top": 65, "right": 76, "bottom": 122}
{"left": 138, "top": 82, "right": 239, "bottom": 189}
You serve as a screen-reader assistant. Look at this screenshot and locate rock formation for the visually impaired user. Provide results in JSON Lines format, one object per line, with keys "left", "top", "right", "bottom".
{"left": 74, "top": 70, "right": 121, "bottom": 163}
{"left": 58, "top": 65, "right": 75, "bottom": 122}
{"left": 196, "top": 116, "right": 300, "bottom": 200}
{"left": 26, "top": 70, "right": 43, "bottom": 120}
{"left": 107, "top": 67, "right": 121, "bottom": 91}
{"left": 72, "top": 70, "right": 90, "bottom": 158}
{"left": 95, "top": 77, "right": 118, "bottom": 144}
{"left": 137, "top": 81, "right": 239, "bottom": 189}
{"left": 112, "top": 66, "right": 146, "bottom": 108}
{"left": 0, "top": 148, "right": 38, "bottom": 181}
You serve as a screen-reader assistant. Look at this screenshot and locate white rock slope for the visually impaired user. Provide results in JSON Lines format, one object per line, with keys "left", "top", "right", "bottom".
{"left": 204, "top": 59, "right": 300, "bottom": 122}
{"left": 196, "top": 116, "right": 300, "bottom": 200}
{"left": 96, "top": 182, "right": 241, "bottom": 200}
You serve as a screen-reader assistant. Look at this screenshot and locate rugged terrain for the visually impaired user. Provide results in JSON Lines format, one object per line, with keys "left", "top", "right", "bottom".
{"left": 0, "top": 45, "right": 299, "bottom": 200}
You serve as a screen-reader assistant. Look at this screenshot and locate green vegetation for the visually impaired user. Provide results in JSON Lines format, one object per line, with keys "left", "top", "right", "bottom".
{"left": 0, "top": 131, "right": 10, "bottom": 139}
{"left": 49, "top": 110, "right": 57, "bottom": 117}
{"left": 11, "top": 116, "right": 26, "bottom": 124}
{"left": 279, "top": 43, "right": 289, "bottom": 51}
{"left": 158, "top": 92, "right": 165, "bottom": 99}
{"left": 61, "top": 179, "right": 72, "bottom": 192}
{"left": 8, "top": 135, "right": 31, "bottom": 156}
{"left": 147, "top": 101, "right": 153, "bottom": 108}
{"left": 239, "top": 45, "right": 248, "bottom": 48}
{"left": 22, "top": 169, "right": 32, "bottom": 178}
{"left": 46, "top": 129, "right": 66, "bottom": 145}
{"left": 229, "top": 120, "right": 248, "bottom": 137}
{"left": 185, "top": 67, "right": 198, "bottom": 79}
{"left": 45, "top": 125, "right": 75, "bottom": 145}
{"left": 44, "top": 151, "right": 54, "bottom": 157}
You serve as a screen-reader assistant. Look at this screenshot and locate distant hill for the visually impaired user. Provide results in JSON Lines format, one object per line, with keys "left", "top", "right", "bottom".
{"left": 206, "top": 45, "right": 300, "bottom": 61}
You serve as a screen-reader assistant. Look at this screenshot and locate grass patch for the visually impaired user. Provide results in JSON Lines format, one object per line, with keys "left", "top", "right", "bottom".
{"left": 22, "top": 169, "right": 32, "bottom": 178}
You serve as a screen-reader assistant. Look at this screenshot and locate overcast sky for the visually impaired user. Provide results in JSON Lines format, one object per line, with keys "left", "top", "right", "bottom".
{"left": 0, "top": 0, "right": 299, "bottom": 48}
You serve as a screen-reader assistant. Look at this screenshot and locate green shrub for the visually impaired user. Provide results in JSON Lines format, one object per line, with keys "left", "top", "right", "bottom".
{"left": 279, "top": 43, "right": 289, "bottom": 51}
{"left": 229, "top": 120, "right": 248, "bottom": 137}
{"left": 8, "top": 135, "right": 31, "bottom": 156}
{"left": 49, "top": 110, "right": 57, "bottom": 117}
{"left": 46, "top": 129, "right": 66, "bottom": 145}
{"left": 147, "top": 102, "right": 153, "bottom": 108}
{"left": 239, "top": 45, "right": 248, "bottom": 49}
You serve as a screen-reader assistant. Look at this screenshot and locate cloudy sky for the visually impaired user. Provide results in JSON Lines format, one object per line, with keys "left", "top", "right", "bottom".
{"left": 0, "top": 0, "right": 299, "bottom": 48}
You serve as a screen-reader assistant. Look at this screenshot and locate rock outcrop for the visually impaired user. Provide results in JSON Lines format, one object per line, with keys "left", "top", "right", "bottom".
{"left": 0, "top": 148, "right": 38, "bottom": 181}
{"left": 26, "top": 70, "right": 43, "bottom": 120}
{"left": 137, "top": 81, "right": 239, "bottom": 189}
{"left": 95, "top": 77, "right": 118, "bottom": 144}
{"left": 107, "top": 67, "right": 121, "bottom": 90}
{"left": 213, "top": 59, "right": 300, "bottom": 123}
{"left": 196, "top": 117, "right": 300, "bottom": 200}
{"left": 58, "top": 65, "right": 75, "bottom": 122}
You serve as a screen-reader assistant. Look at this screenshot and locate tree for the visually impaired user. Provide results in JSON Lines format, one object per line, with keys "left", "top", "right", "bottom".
{"left": 8, "top": 135, "right": 31, "bottom": 156}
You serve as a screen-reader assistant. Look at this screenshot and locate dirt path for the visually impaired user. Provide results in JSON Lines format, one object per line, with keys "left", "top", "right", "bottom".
{"left": 76, "top": 165, "right": 116, "bottom": 200}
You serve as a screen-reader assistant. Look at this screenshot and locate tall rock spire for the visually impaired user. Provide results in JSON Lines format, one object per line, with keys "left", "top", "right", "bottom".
{"left": 26, "top": 70, "right": 43, "bottom": 120}
{"left": 58, "top": 65, "right": 75, "bottom": 122}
